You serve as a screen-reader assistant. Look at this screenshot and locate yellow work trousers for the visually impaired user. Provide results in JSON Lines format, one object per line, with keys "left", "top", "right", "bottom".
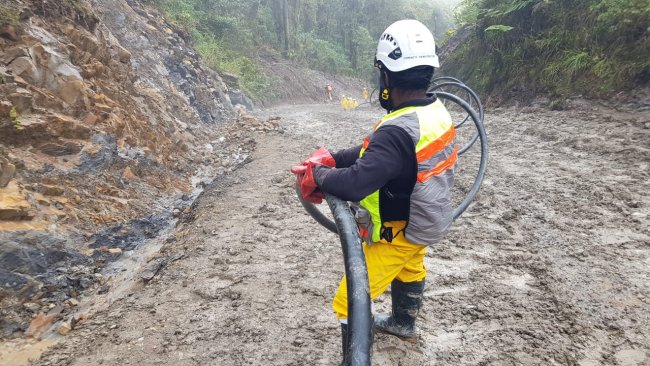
{"left": 333, "top": 221, "right": 426, "bottom": 319}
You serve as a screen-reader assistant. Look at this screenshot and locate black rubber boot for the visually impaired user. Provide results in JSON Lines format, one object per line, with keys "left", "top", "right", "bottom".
{"left": 339, "top": 323, "right": 348, "bottom": 366}
{"left": 374, "top": 279, "right": 424, "bottom": 343}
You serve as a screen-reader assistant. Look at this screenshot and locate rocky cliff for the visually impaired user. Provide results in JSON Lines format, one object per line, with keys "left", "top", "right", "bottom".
{"left": 0, "top": 0, "right": 253, "bottom": 338}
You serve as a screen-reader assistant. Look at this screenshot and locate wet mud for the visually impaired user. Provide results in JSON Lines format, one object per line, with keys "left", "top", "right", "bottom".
{"left": 30, "top": 101, "right": 649, "bottom": 365}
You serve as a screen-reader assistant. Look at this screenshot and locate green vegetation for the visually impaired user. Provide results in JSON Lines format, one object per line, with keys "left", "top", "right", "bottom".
{"left": 9, "top": 106, "right": 23, "bottom": 130}
{"left": 0, "top": 2, "right": 20, "bottom": 27}
{"left": 60, "top": 0, "right": 88, "bottom": 13}
{"left": 148, "top": 0, "right": 458, "bottom": 100}
{"left": 446, "top": 0, "right": 650, "bottom": 97}
{"left": 193, "top": 33, "right": 274, "bottom": 102}
{"left": 59, "top": 0, "right": 96, "bottom": 28}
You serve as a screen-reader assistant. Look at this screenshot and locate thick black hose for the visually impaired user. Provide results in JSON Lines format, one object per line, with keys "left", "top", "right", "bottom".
{"left": 431, "top": 76, "right": 465, "bottom": 85}
{"left": 430, "top": 82, "right": 485, "bottom": 155}
{"left": 325, "top": 194, "right": 373, "bottom": 366}
{"left": 369, "top": 88, "right": 378, "bottom": 105}
{"left": 433, "top": 91, "right": 489, "bottom": 219}
{"left": 295, "top": 183, "right": 338, "bottom": 234}
{"left": 430, "top": 82, "right": 485, "bottom": 128}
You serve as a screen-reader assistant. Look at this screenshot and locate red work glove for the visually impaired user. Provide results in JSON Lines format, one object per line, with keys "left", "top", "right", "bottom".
{"left": 299, "top": 147, "right": 336, "bottom": 168}
{"left": 291, "top": 164, "right": 324, "bottom": 203}
{"left": 291, "top": 148, "right": 335, "bottom": 204}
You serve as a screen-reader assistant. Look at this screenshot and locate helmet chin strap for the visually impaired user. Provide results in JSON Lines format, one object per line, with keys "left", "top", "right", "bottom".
{"left": 379, "top": 69, "right": 394, "bottom": 113}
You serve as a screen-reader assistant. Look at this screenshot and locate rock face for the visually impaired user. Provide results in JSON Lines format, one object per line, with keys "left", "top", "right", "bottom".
{"left": 0, "top": 156, "right": 16, "bottom": 187}
{"left": 0, "top": 0, "right": 238, "bottom": 233}
{"left": 0, "top": 182, "right": 34, "bottom": 220}
{"left": 6, "top": 43, "right": 86, "bottom": 105}
{"left": 229, "top": 89, "right": 255, "bottom": 111}
{"left": 91, "top": 0, "right": 233, "bottom": 124}
{"left": 0, "top": 0, "right": 244, "bottom": 339}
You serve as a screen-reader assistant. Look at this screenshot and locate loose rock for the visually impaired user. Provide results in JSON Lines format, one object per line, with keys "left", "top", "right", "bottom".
{"left": 26, "top": 313, "right": 55, "bottom": 338}
{"left": 0, "top": 157, "right": 16, "bottom": 188}
{"left": 58, "top": 321, "right": 72, "bottom": 335}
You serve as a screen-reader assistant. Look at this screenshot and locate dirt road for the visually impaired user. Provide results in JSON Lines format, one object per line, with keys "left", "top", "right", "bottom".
{"left": 34, "top": 101, "right": 649, "bottom": 366}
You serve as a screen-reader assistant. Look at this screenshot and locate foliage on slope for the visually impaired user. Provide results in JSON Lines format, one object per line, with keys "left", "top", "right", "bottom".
{"left": 445, "top": 0, "right": 650, "bottom": 98}
{"left": 147, "top": 0, "right": 458, "bottom": 100}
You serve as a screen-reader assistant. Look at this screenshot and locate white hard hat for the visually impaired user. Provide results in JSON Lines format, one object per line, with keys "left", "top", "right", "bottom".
{"left": 375, "top": 19, "right": 439, "bottom": 72}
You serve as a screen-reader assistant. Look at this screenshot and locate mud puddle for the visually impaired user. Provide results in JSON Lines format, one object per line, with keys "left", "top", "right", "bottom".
{"left": 0, "top": 339, "right": 57, "bottom": 366}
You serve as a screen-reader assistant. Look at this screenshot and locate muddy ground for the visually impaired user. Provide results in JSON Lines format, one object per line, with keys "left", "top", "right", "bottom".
{"left": 25, "top": 100, "right": 650, "bottom": 365}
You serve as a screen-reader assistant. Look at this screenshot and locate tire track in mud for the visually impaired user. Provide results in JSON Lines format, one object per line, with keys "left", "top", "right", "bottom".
{"left": 35, "top": 103, "right": 649, "bottom": 366}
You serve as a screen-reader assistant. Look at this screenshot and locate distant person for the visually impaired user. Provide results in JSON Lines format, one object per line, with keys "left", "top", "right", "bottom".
{"left": 340, "top": 95, "right": 349, "bottom": 111}
{"left": 340, "top": 96, "right": 357, "bottom": 111}
{"left": 326, "top": 84, "right": 333, "bottom": 101}
{"left": 292, "top": 19, "right": 454, "bottom": 364}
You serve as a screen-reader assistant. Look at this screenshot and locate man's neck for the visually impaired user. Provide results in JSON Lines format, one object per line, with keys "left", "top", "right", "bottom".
{"left": 391, "top": 89, "right": 428, "bottom": 110}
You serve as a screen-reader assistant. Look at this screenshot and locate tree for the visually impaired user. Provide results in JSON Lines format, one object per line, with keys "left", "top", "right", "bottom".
{"left": 271, "top": 0, "right": 291, "bottom": 55}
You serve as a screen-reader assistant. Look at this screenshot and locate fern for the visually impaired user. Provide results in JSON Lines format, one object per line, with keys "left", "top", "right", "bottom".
{"left": 484, "top": 0, "right": 537, "bottom": 18}
{"left": 485, "top": 24, "right": 514, "bottom": 32}
{"left": 561, "top": 51, "right": 592, "bottom": 77}
{"left": 447, "top": 0, "right": 650, "bottom": 97}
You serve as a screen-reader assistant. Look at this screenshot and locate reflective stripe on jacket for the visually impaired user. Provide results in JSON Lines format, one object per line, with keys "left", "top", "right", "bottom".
{"left": 357, "top": 100, "right": 456, "bottom": 245}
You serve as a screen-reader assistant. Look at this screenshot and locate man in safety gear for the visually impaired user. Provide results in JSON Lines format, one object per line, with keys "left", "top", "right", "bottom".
{"left": 292, "top": 19, "right": 456, "bottom": 363}
{"left": 341, "top": 95, "right": 349, "bottom": 111}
